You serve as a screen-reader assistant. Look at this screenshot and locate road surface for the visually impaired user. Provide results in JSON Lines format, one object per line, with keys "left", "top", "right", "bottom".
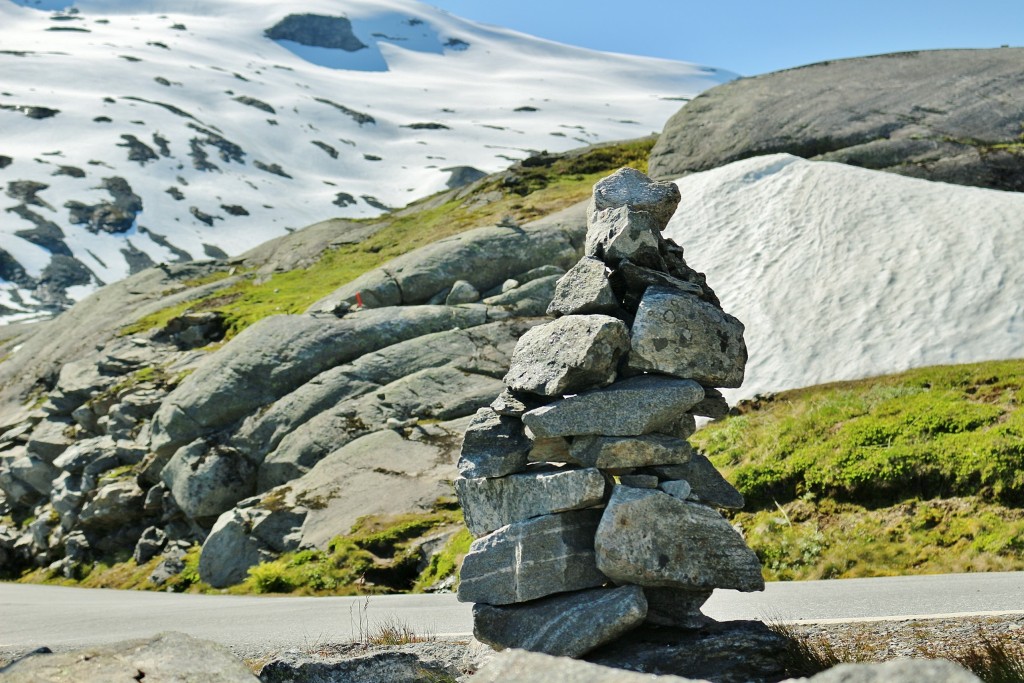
{"left": 1, "top": 571, "right": 1022, "bottom": 660}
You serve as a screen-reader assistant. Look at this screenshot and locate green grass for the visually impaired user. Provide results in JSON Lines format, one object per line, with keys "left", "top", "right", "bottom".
{"left": 119, "top": 138, "right": 654, "bottom": 341}
{"left": 692, "top": 359, "right": 1024, "bottom": 580}
{"left": 232, "top": 504, "right": 466, "bottom": 596}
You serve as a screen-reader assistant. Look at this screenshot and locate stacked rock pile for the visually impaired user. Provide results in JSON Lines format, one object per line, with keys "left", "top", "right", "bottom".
{"left": 454, "top": 167, "right": 764, "bottom": 658}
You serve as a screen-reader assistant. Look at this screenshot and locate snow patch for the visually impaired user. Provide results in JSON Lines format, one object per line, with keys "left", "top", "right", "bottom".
{"left": 668, "top": 154, "right": 1024, "bottom": 401}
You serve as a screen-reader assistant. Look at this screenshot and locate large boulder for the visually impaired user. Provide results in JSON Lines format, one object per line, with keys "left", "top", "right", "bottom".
{"left": 234, "top": 319, "right": 532, "bottom": 464}
{"left": 306, "top": 208, "right": 584, "bottom": 311}
{"left": 150, "top": 306, "right": 489, "bottom": 455}
{"left": 649, "top": 48, "right": 1024, "bottom": 193}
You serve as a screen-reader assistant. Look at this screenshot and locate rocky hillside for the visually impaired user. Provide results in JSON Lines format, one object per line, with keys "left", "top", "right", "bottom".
{"left": 649, "top": 48, "right": 1024, "bottom": 191}
{"left": 0, "top": 0, "right": 729, "bottom": 323}
{"left": 0, "top": 139, "right": 658, "bottom": 592}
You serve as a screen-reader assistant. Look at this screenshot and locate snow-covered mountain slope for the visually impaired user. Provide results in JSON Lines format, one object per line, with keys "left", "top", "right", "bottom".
{"left": 667, "top": 154, "right": 1024, "bottom": 401}
{"left": 0, "top": 0, "right": 731, "bottom": 323}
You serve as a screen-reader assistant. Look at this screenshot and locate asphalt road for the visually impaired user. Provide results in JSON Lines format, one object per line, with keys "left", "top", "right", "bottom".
{"left": 2, "top": 572, "right": 1022, "bottom": 661}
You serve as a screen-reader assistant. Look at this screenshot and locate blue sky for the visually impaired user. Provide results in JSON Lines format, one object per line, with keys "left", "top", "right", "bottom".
{"left": 427, "top": 1, "right": 1022, "bottom": 76}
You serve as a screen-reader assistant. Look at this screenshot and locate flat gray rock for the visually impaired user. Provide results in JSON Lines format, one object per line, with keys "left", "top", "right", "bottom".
{"left": 522, "top": 375, "right": 704, "bottom": 438}
{"left": 588, "top": 166, "right": 682, "bottom": 230}
{"left": 458, "top": 508, "right": 606, "bottom": 605}
{"left": 585, "top": 206, "right": 664, "bottom": 269}
{"left": 456, "top": 467, "right": 607, "bottom": 536}
{"left": 649, "top": 48, "right": 1024, "bottom": 195}
{"left": 473, "top": 585, "right": 648, "bottom": 657}
{"left": 547, "top": 256, "right": 621, "bottom": 317}
{"left": 0, "top": 631, "right": 258, "bottom": 682}
{"left": 595, "top": 486, "right": 764, "bottom": 592}
{"left": 475, "top": 649, "right": 703, "bottom": 683}
{"left": 504, "top": 314, "right": 629, "bottom": 397}
{"left": 259, "top": 641, "right": 485, "bottom": 683}
{"left": 569, "top": 434, "right": 694, "bottom": 469}
{"left": 457, "top": 408, "right": 531, "bottom": 479}
{"left": 629, "top": 286, "right": 747, "bottom": 388}
{"left": 801, "top": 658, "right": 982, "bottom": 682}
{"left": 644, "top": 453, "right": 745, "bottom": 509}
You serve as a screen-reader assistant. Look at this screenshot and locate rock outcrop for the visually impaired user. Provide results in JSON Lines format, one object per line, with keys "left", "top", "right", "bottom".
{"left": 455, "top": 167, "right": 767, "bottom": 666}
{"left": 0, "top": 202, "right": 588, "bottom": 590}
{"left": 650, "top": 48, "right": 1024, "bottom": 193}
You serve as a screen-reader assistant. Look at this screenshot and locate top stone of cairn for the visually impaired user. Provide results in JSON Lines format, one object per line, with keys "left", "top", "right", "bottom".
{"left": 587, "top": 166, "right": 682, "bottom": 230}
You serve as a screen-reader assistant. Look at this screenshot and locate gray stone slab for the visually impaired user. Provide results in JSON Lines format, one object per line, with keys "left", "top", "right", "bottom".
{"left": 475, "top": 649, "right": 701, "bottom": 683}
{"left": 569, "top": 434, "right": 694, "bottom": 469}
{"left": 522, "top": 375, "right": 704, "bottom": 438}
{"left": 504, "top": 315, "right": 630, "bottom": 397}
{"left": 0, "top": 632, "right": 258, "bottom": 682}
{"left": 457, "top": 408, "right": 531, "bottom": 479}
{"left": 458, "top": 508, "right": 607, "bottom": 605}
{"left": 473, "top": 585, "right": 648, "bottom": 657}
{"left": 547, "top": 257, "right": 621, "bottom": 317}
{"left": 629, "top": 286, "right": 747, "bottom": 388}
{"left": 456, "top": 467, "right": 608, "bottom": 537}
{"left": 595, "top": 486, "right": 763, "bottom": 592}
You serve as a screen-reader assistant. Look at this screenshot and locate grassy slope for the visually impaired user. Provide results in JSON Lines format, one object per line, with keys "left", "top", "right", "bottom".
{"left": 692, "top": 359, "right": 1024, "bottom": 580}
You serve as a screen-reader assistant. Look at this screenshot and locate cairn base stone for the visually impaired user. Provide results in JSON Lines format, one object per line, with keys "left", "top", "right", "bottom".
{"left": 629, "top": 286, "right": 747, "bottom": 388}
{"left": 458, "top": 508, "right": 607, "bottom": 605}
{"left": 456, "top": 467, "right": 608, "bottom": 537}
{"left": 595, "top": 486, "right": 764, "bottom": 592}
{"left": 473, "top": 585, "right": 647, "bottom": 658}
{"left": 522, "top": 375, "right": 704, "bottom": 438}
{"left": 504, "top": 314, "right": 629, "bottom": 397}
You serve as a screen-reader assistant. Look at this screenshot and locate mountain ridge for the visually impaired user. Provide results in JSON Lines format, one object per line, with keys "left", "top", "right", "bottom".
{"left": 0, "top": 0, "right": 730, "bottom": 322}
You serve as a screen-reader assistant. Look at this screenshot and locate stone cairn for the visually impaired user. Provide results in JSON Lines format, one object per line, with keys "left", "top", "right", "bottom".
{"left": 454, "top": 167, "right": 764, "bottom": 658}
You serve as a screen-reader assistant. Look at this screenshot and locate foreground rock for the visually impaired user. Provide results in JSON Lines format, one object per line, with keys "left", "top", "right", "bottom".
{"left": 258, "top": 641, "right": 493, "bottom": 683}
{"left": 0, "top": 632, "right": 258, "bottom": 682}
{"left": 650, "top": 48, "right": 1024, "bottom": 193}
{"left": 473, "top": 585, "right": 648, "bottom": 657}
{"left": 474, "top": 649, "right": 703, "bottom": 683}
